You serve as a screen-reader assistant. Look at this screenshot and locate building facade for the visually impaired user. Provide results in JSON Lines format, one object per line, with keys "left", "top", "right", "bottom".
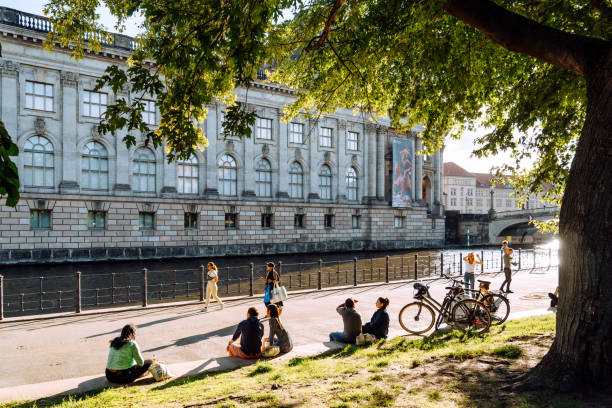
{"left": 0, "top": 7, "right": 444, "bottom": 264}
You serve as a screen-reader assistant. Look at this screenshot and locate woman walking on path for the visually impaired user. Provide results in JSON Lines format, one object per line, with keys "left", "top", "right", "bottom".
{"left": 105, "top": 324, "right": 152, "bottom": 384}
{"left": 362, "top": 297, "right": 390, "bottom": 340}
{"left": 204, "top": 262, "right": 223, "bottom": 311}
{"left": 263, "top": 304, "right": 293, "bottom": 354}
{"left": 259, "top": 262, "right": 283, "bottom": 311}
{"left": 463, "top": 252, "right": 483, "bottom": 295}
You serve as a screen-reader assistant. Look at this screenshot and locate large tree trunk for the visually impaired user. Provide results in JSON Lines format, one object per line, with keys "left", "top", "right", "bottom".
{"left": 533, "top": 46, "right": 612, "bottom": 389}
{"left": 443, "top": 0, "right": 612, "bottom": 388}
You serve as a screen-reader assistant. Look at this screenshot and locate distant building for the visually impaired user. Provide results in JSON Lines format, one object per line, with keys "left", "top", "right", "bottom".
{"left": 443, "top": 162, "right": 554, "bottom": 215}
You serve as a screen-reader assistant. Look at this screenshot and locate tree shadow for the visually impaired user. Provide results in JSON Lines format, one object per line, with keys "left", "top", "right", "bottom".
{"left": 142, "top": 324, "right": 236, "bottom": 352}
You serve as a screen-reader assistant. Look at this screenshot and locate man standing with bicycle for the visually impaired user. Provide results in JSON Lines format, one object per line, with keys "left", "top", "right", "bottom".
{"left": 499, "top": 241, "right": 514, "bottom": 293}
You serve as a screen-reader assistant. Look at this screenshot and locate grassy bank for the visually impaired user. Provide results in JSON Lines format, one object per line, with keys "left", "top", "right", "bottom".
{"left": 4, "top": 314, "right": 610, "bottom": 408}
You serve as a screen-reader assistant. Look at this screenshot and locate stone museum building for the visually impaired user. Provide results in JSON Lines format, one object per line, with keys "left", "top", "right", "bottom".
{"left": 0, "top": 7, "right": 444, "bottom": 264}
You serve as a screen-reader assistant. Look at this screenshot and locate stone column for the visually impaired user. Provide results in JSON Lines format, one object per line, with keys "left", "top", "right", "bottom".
{"left": 161, "top": 147, "right": 177, "bottom": 196}
{"left": 242, "top": 108, "right": 256, "bottom": 198}
{"left": 113, "top": 91, "right": 131, "bottom": 194}
{"left": 376, "top": 126, "right": 386, "bottom": 201}
{"left": 59, "top": 71, "right": 80, "bottom": 193}
{"left": 307, "top": 119, "right": 319, "bottom": 200}
{"left": 276, "top": 111, "right": 289, "bottom": 198}
{"left": 414, "top": 137, "right": 423, "bottom": 203}
{"left": 0, "top": 61, "right": 19, "bottom": 144}
{"left": 433, "top": 150, "right": 442, "bottom": 215}
{"left": 337, "top": 119, "right": 347, "bottom": 200}
{"left": 366, "top": 123, "right": 377, "bottom": 200}
{"left": 204, "top": 105, "right": 218, "bottom": 196}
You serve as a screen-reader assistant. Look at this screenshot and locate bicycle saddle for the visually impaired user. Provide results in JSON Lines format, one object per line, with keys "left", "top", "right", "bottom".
{"left": 413, "top": 282, "right": 429, "bottom": 290}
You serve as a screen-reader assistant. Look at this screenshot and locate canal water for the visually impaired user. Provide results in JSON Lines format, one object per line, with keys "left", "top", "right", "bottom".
{"left": 0, "top": 240, "right": 559, "bottom": 318}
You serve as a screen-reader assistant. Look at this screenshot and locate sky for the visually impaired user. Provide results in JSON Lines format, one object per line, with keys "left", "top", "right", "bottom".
{"left": 2, "top": 0, "right": 521, "bottom": 175}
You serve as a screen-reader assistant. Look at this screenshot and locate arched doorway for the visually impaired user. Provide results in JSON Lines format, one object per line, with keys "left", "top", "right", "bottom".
{"left": 422, "top": 176, "right": 431, "bottom": 211}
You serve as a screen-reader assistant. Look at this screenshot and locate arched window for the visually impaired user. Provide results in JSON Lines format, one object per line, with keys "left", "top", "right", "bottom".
{"left": 346, "top": 167, "right": 358, "bottom": 201}
{"left": 218, "top": 154, "right": 237, "bottom": 196}
{"left": 81, "top": 141, "right": 108, "bottom": 190}
{"left": 288, "top": 162, "right": 303, "bottom": 199}
{"left": 24, "top": 136, "right": 54, "bottom": 187}
{"left": 178, "top": 155, "right": 198, "bottom": 194}
{"left": 256, "top": 159, "right": 272, "bottom": 197}
{"left": 133, "top": 148, "right": 156, "bottom": 192}
{"left": 319, "top": 164, "right": 332, "bottom": 200}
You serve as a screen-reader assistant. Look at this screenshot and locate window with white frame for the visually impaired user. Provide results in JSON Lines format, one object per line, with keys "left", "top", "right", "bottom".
{"left": 218, "top": 154, "right": 237, "bottom": 196}
{"left": 319, "top": 127, "right": 333, "bottom": 148}
{"left": 347, "top": 131, "right": 359, "bottom": 151}
{"left": 506, "top": 199, "right": 513, "bottom": 207}
{"left": 142, "top": 100, "right": 156, "bottom": 125}
{"left": 467, "top": 189, "right": 473, "bottom": 196}
{"left": 346, "top": 167, "right": 358, "bottom": 201}
{"left": 476, "top": 198, "right": 483, "bottom": 207}
{"left": 319, "top": 164, "right": 332, "bottom": 199}
{"left": 289, "top": 123, "right": 304, "bottom": 144}
{"left": 133, "top": 148, "right": 156, "bottom": 192}
{"left": 256, "top": 159, "right": 272, "bottom": 197}
{"left": 351, "top": 215, "right": 360, "bottom": 229}
{"left": 23, "top": 136, "right": 54, "bottom": 187}
{"left": 177, "top": 154, "right": 198, "bottom": 194}
{"left": 289, "top": 162, "right": 303, "bottom": 199}
{"left": 450, "top": 188, "right": 457, "bottom": 196}
{"left": 466, "top": 198, "right": 473, "bottom": 206}
{"left": 394, "top": 216, "right": 404, "bottom": 228}
{"left": 81, "top": 141, "right": 109, "bottom": 190}
{"left": 83, "top": 90, "right": 108, "bottom": 118}
{"left": 25, "top": 81, "right": 53, "bottom": 111}
{"left": 450, "top": 198, "right": 457, "bottom": 206}
{"left": 256, "top": 117, "right": 272, "bottom": 140}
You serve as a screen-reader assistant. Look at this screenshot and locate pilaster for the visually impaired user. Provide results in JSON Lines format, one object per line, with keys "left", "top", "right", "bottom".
{"left": 414, "top": 137, "right": 423, "bottom": 203}
{"left": 376, "top": 126, "right": 386, "bottom": 201}
{"left": 204, "top": 105, "right": 218, "bottom": 197}
{"left": 337, "top": 119, "right": 347, "bottom": 200}
{"left": 307, "top": 119, "right": 319, "bottom": 200}
{"left": 365, "top": 123, "right": 377, "bottom": 201}
{"left": 59, "top": 70, "right": 79, "bottom": 193}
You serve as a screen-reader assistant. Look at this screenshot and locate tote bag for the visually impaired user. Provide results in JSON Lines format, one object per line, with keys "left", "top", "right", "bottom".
{"left": 270, "top": 283, "right": 288, "bottom": 303}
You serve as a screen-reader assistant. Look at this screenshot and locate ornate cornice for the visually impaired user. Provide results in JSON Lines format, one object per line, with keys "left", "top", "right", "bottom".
{"left": 0, "top": 59, "right": 20, "bottom": 77}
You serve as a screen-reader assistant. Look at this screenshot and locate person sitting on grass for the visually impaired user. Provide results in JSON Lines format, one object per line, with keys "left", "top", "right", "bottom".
{"left": 329, "top": 298, "right": 362, "bottom": 344}
{"left": 227, "top": 306, "right": 264, "bottom": 359}
{"left": 362, "top": 297, "right": 390, "bottom": 340}
{"left": 263, "top": 304, "right": 293, "bottom": 354}
{"left": 105, "top": 324, "right": 152, "bottom": 384}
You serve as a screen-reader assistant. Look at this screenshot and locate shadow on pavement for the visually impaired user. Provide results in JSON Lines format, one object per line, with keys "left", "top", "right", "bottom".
{"left": 143, "top": 324, "right": 236, "bottom": 353}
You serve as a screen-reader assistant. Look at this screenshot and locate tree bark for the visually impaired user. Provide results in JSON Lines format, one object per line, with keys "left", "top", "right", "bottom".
{"left": 443, "top": 0, "right": 612, "bottom": 388}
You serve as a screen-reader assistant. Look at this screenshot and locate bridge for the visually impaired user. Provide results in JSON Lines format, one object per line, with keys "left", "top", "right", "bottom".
{"left": 488, "top": 207, "right": 558, "bottom": 244}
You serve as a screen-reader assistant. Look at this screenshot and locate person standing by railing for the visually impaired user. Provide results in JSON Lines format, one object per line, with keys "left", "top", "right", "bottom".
{"left": 499, "top": 241, "right": 514, "bottom": 293}
{"left": 463, "top": 252, "right": 483, "bottom": 295}
{"left": 259, "top": 262, "right": 283, "bottom": 312}
{"left": 203, "top": 262, "right": 223, "bottom": 312}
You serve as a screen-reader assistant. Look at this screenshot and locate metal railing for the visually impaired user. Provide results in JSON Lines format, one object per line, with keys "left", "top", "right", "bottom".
{"left": 0, "top": 248, "right": 559, "bottom": 320}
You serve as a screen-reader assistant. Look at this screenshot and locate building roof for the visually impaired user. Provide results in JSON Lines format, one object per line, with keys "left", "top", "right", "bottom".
{"left": 472, "top": 172, "right": 494, "bottom": 188}
{"left": 443, "top": 162, "right": 474, "bottom": 177}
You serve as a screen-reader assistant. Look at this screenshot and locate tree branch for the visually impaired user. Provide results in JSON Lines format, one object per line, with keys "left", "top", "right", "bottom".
{"left": 443, "top": 0, "right": 609, "bottom": 77}
{"left": 590, "top": 0, "right": 612, "bottom": 16}
{"left": 305, "top": 0, "right": 345, "bottom": 52}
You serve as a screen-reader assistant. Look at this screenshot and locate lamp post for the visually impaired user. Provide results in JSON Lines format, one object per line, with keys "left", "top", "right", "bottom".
{"left": 488, "top": 185, "right": 496, "bottom": 219}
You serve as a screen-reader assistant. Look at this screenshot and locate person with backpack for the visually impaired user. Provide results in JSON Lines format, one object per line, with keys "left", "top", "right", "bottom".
{"left": 105, "top": 324, "right": 152, "bottom": 384}
{"left": 203, "top": 261, "right": 223, "bottom": 311}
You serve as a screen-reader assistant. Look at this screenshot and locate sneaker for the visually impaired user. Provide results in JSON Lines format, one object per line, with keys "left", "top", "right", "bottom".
{"left": 220, "top": 304, "right": 224, "bottom": 310}
{"left": 506, "top": 290, "right": 514, "bottom": 294}
{"left": 203, "top": 307, "right": 208, "bottom": 312}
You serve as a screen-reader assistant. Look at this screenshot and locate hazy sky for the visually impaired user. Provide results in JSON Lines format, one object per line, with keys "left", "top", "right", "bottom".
{"left": 3, "top": 0, "right": 521, "bottom": 174}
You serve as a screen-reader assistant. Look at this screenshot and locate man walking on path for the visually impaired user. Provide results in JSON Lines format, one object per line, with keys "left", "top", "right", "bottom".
{"left": 500, "top": 241, "right": 514, "bottom": 293}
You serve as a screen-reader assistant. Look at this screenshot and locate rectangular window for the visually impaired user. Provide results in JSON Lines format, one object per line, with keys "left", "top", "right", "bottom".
{"left": 467, "top": 189, "right": 473, "bottom": 196}
{"left": 394, "top": 216, "right": 404, "bottom": 229}
{"left": 261, "top": 214, "right": 272, "bottom": 229}
{"left": 225, "top": 213, "right": 237, "bottom": 229}
{"left": 450, "top": 188, "right": 456, "bottom": 196}
{"left": 506, "top": 199, "right": 513, "bottom": 207}
{"left": 324, "top": 214, "right": 334, "bottom": 229}
{"left": 450, "top": 198, "right": 457, "bottom": 206}
{"left": 347, "top": 131, "right": 359, "bottom": 151}
{"left": 184, "top": 212, "right": 198, "bottom": 229}
{"left": 496, "top": 199, "right": 502, "bottom": 207}
{"left": 256, "top": 117, "right": 273, "bottom": 140}
{"left": 476, "top": 199, "right": 483, "bottom": 206}
{"left": 351, "top": 215, "right": 360, "bottom": 229}
{"left": 466, "top": 198, "right": 473, "bottom": 206}
{"left": 142, "top": 100, "right": 156, "bottom": 125}
{"left": 83, "top": 90, "right": 108, "bottom": 118}
{"left": 87, "top": 211, "right": 106, "bottom": 229}
{"left": 319, "top": 127, "right": 333, "bottom": 148}
{"left": 139, "top": 212, "right": 155, "bottom": 229}
{"left": 289, "top": 122, "right": 304, "bottom": 144}
{"left": 25, "top": 81, "right": 53, "bottom": 111}
{"left": 30, "top": 210, "right": 51, "bottom": 229}
{"left": 294, "top": 214, "right": 304, "bottom": 228}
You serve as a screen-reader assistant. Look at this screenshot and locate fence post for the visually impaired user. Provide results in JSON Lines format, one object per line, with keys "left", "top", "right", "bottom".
{"left": 500, "top": 249, "right": 503, "bottom": 272}
{"left": 548, "top": 248, "right": 552, "bottom": 267}
{"left": 249, "top": 263, "right": 254, "bottom": 296}
{"left": 39, "top": 277, "right": 44, "bottom": 311}
{"left": 318, "top": 259, "right": 322, "bottom": 290}
{"left": 414, "top": 254, "right": 418, "bottom": 280}
{"left": 440, "top": 253, "right": 444, "bottom": 276}
{"left": 111, "top": 273, "right": 116, "bottom": 304}
{"left": 0, "top": 275, "right": 3, "bottom": 321}
{"left": 142, "top": 268, "right": 148, "bottom": 307}
{"left": 459, "top": 252, "right": 463, "bottom": 276}
{"left": 481, "top": 250, "right": 484, "bottom": 274}
{"left": 75, "top": 271, "right": 82, "bottom": 313}
{"left": 199, "top": 265, "right": 205, "bottom": 302}
{"left": 279, "top": 261, "right": 283, "bottom": 276}
{"left": 353, "top": 258, "right": 357, "bottom": 286}
{"left": 385, "top": 256, "right": 389, "bottom": 283}
{"left": 518, "top": 248, "right": 522, "bottom": 270}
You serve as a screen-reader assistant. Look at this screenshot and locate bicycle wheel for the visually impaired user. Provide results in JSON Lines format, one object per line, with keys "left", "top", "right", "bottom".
{"left": 451, "top": 299, "right": 491, "bottom": 334}
{"left": 399, "top": 302, "right": 435, "bottom": 334}
{"left": 482, "top": 293, "right": 510, "bottom": 325}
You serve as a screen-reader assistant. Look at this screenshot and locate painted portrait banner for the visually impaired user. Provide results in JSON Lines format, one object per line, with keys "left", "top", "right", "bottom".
{"left": 392, "top": 137, "right": 413, "bottom": 207}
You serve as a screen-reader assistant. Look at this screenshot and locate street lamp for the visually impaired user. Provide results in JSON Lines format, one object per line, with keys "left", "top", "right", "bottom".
{"left": 488, "top": 185, "right": 496, "bottom": 219}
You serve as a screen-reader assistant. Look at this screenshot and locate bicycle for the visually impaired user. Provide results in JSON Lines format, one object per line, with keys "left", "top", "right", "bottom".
{"left": 398, "top": 281, "right": 492, "bottom": 335}
{"left": 443, "top": 274, "right": 510, "bottom": 325}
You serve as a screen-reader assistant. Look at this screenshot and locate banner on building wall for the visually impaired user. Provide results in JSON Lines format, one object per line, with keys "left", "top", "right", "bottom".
{"left": 392, "top": 137, "right": 413, "bottom": 207}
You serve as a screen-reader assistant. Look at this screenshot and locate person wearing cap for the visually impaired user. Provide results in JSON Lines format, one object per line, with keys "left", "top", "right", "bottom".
{"left": 259, "top": 262, "right": 283, "bottom": 311}
{"left": 329, "top": 298, "right": 362, "bottom": 344}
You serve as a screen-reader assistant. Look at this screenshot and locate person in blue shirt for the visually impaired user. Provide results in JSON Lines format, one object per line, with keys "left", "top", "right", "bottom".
{"left": 227, "top": 307, "right": 264, "bottom": 359}
{"left": 362, "top": 297, "right": 390, "bottom": 339}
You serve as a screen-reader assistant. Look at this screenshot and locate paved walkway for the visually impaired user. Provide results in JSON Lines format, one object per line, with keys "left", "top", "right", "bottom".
{"left": 0, "top": 267, "right": 557, "bottom": 403}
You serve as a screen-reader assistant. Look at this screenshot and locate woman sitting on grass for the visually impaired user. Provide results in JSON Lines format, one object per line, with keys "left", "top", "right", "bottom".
{"left": 362, "top": 297, "right": 390, "bottom": 340}
{"left": 105, "top": 324, "right": 152, "bottom": 384}
{"left": 263, "top": 304, "right": 293, "bottom": 355}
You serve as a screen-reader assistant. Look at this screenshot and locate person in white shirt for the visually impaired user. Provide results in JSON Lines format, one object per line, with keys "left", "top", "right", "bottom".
{"left": 204, "top": 262, "right": 223, "bottom": 311}
{"left": 463, "top": 252, "right": 483, "bottom": 295}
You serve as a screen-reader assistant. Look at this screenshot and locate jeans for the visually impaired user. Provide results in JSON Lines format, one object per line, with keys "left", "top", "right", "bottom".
{"left": 205, "top": 282, "right": 223, "bottom": 308}
{"left": 500, "top": 267, "right": 512, "bottom": 292}
{"left": 105, "top": 359, "right": 153, "bottom": 384}
{"left": 329, "top": 331, "right": 350, "bottom": 343}
{"left": 464, "top": 273, "right": 475, "bottom": 293}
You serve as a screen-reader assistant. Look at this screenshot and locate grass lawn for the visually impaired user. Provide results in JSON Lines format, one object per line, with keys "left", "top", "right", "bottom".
{"left": 3, "top": 314, "right": 611, "bottom": 408}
